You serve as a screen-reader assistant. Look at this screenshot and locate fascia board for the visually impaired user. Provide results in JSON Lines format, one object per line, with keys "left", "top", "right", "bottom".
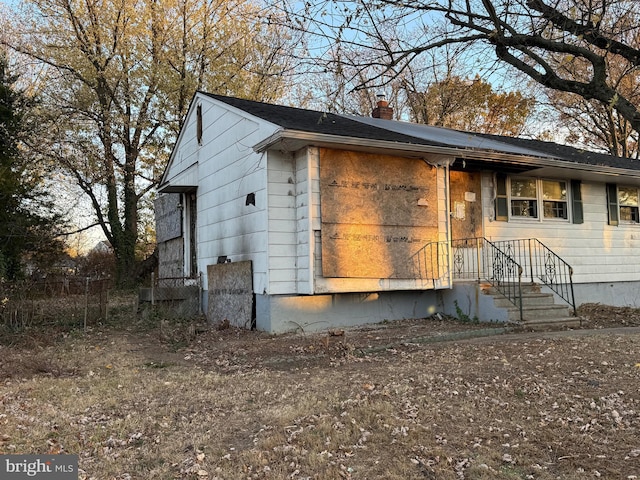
{"left": 253, "top": 129, "right": 640, "bottom": 179}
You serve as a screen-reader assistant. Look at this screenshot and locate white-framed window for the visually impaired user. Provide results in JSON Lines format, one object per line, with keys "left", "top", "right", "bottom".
{"left": 510, "top": 178, "right": 539, "bottom": 218}
{"left": 495, "top": 175, "right": 581, "bottom": 223}
{"left": 542, "top": 180, "right": 568, "bottom": 219}
{"left": 618, "top": 186, "right": 639, "bottom": 223}
{"left": 607, "top": 184, "right": 640, "bottom": 225}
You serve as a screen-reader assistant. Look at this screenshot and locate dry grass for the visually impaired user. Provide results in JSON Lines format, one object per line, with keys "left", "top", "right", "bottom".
{"left": 1, "top": 303, "right": 640, "bottom": 479}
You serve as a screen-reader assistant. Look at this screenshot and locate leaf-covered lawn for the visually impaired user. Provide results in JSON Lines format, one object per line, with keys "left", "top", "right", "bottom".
{"left": 1, "top": 312, "right": 639, "bottom": 479}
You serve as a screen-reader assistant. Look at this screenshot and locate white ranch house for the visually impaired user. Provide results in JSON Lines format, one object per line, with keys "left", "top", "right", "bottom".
{"left": 156, "top": 93, "right": 640, "bottom": 332}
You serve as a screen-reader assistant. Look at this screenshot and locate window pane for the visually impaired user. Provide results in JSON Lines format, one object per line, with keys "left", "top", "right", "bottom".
{"left": 496, "top": 197, "right": 508, "bottom": 219}
{"left": 543, "top": 180, "right": 566, "bottom": 201}
{"left": 618, "top": 187, "right": 638, "bottom": 206}
{"left": 620, "top": 206, "right": 640, "bottom": 222}
{"left": 511, "top": 200, "right": 538, "bottom": 217}
{"left": 544, "top": 201, "right": 568, "bottom": 219}
{"left": 511, "top": 179, "right": 537, "bottom": 198}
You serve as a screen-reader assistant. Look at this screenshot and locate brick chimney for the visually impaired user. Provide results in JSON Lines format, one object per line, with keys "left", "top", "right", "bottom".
{"left": 372, "top": 94, "right": 393, "bottom": 120}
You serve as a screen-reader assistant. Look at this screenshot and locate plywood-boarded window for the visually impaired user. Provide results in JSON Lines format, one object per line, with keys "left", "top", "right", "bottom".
{"left": 319, "top": 148, "right": 439, "bottom": 279}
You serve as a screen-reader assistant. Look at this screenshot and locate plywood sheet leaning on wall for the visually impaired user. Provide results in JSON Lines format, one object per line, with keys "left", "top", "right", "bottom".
{"left": 207, "top": 261, "right": 254, "bottom": 329}
{"left": 320, "top": 149, "right": 439, "bottom": 279}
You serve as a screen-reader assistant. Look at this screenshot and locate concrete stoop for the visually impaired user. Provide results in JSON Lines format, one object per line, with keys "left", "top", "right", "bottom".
{"left": 481, "top": 282, "right": 582, "bottom": 330}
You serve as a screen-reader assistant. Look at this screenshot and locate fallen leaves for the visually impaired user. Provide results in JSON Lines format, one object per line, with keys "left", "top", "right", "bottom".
{"left": 1, "top": 313, "right": 640, "bottom": 479}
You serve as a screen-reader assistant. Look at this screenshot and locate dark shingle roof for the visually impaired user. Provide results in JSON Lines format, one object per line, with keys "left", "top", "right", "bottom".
{"left": 476, "top": 133, "right": 639, "bottom": 170}
{"left": 201, "top": 92, "right": 451, "bottom": 148}
{"left": 203, "top": 92, "right": 640, "bottom": 172}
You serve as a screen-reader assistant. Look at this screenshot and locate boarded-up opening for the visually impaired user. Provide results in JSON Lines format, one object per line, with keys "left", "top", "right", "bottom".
{"left": 319, "top": 148, "right": 438, "bottom": 278}
{"left": 207, "top": 261, "right": 254, "bottom": 328}
{"left": 155, "top": 194, "right": 184, "bottom": 278}
{"left": 449, "top": 170, "right": 483, "bottom": 240}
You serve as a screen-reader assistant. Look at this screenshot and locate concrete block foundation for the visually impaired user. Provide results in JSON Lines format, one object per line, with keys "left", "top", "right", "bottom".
{"left": 255, "top": 290, "right": 442, "bottom": 333}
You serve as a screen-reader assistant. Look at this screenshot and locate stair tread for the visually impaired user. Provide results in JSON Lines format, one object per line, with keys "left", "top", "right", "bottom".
{"left": 508, "top": 304, "right": 569, "bottom": 310}
{"left": 519, "top": 318, "right": 583, "bottom": 329}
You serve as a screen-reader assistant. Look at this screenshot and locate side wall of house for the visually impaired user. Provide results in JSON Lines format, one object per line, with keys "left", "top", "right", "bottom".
{"left": 195, "top": 100, "right": 276, "bottom": 296}
{"left": 481, "top": 174, "right": 640, "bottom": 306}
{"left": 162, "top": 96, "right": 281, "bottom": 307}
{"left": 266, "top": 150, "right": 298, "bottom": 294}
{"left": 256, "top": 149, "right": 452, "bottom": 333}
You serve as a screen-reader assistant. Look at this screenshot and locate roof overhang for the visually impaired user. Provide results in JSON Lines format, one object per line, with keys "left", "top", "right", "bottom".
{"left": 157, "top": 184, "right": 197, "bottom": 194}
{"left": 254, "top": 129, "right": 640, "bottom": 182}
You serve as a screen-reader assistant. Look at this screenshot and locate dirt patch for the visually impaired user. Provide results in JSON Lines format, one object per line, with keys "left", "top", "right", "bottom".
{"left": 578, "top": 303, "right": 640, "bottom": 329}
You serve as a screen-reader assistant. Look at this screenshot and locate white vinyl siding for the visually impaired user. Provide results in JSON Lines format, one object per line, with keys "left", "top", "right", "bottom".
{"left": 267, "top": 151, "right": 298, "bottom": 294}
{"left": 295, "top": 149, "right": 315, "bottom": 294}
{"left": 484, "top": 176, "right": 640, "bottom": 284}
{"left": 165, "top": 94, "right": 281, "bottom": 295}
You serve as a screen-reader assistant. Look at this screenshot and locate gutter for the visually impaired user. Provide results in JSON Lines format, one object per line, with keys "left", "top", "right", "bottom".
{"left": 253, "top": 129, "right": 640, "bottom": 179}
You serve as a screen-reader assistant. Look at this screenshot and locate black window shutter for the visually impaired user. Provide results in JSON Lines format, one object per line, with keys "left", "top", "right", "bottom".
{"left": 571, "top": 180, "right": 583, "bottom": 224}
{"left": 606, "top": 183, "right": 619, "bottom": 226}
{"left": 495, "top": 173, "right": 508, "bottom": 221}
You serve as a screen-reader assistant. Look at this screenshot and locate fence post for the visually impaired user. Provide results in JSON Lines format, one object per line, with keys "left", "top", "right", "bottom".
{"left": 151, "top": 272, "right": 155, "bottom": 306}
{"left": 105, "top": 283, "right": 109, "bottom": 321}
{"left": 84, "top": 277, "right": 89, "bottom": 331}
{"left": 198, "top": 271, "right": 203, "bottom": 315}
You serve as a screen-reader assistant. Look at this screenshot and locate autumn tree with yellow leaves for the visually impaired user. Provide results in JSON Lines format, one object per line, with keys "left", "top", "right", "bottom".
{"left": 3, "top": 0, "right": 294, "bottom": 285}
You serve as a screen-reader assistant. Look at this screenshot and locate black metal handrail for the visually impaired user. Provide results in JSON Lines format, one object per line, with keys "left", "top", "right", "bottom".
{"left": 492, "top": 238, "right": 576, "bottom": 314}
{"left": 451, "top": 237, "right": 524, "bottom": 320}
{"left": 397, "top": 236, "right": 574, "bottom": 322}
{"left": 395, "top": 240, "right": 450, "bottom": 285}
{"left": 400, "top": 237, "right": 524, "bottom": 320}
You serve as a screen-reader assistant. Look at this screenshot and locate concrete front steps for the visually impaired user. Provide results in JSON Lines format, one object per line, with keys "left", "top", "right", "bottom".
{"left": 481, "top": 282, "right": 582, "bottom": 330}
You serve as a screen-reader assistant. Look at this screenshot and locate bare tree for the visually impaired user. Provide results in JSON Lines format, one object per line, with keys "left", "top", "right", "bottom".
{"left": 284, "top": 0, "right": 640, "bottom": 143}
{"left": 3, "top": 0, "right": 295, "bottom": 285}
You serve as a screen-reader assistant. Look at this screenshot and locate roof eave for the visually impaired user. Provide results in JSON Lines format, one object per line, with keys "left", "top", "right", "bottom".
{"left": 253, "top": 129, "right": 640, "bottom": 179}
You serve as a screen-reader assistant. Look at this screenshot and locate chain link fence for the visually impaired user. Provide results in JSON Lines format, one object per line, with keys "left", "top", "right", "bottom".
{"left": 138, "top": 273, "right": 203, "bottom": 319}
{"left": 0, "top": 277, "right": 112, "bottom": 333}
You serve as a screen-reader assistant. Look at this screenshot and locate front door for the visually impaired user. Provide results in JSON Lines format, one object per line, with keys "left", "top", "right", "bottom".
{"left": 449, "top": 170, "right": 483, "bottom": 240}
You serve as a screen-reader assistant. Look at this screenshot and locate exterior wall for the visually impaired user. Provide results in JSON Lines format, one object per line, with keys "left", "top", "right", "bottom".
{"left": 574, "top": 281, "right": 640, "bottom": 307}
{"left": 255, "top": 290, "right": 441, "bottom": 333}
{"left": 481, "top": 173, "right": 640, "bottom": 306}
{"left": 162, "top": 94, "right": 280, "bottom": 304}
{"left": 295, "top": 149, "right": 315, "bottom": 294}
{"left": 265, "top": 148, "right": 315, "bottom": 296}
{"left": 267, "top": 150, "right": 299, "bottom": 294}
{"left": 195, "top": 105, "right": 274, "bottom": 295}
{"left": 439, "top": 283, "right": 509, "bottom": 323}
